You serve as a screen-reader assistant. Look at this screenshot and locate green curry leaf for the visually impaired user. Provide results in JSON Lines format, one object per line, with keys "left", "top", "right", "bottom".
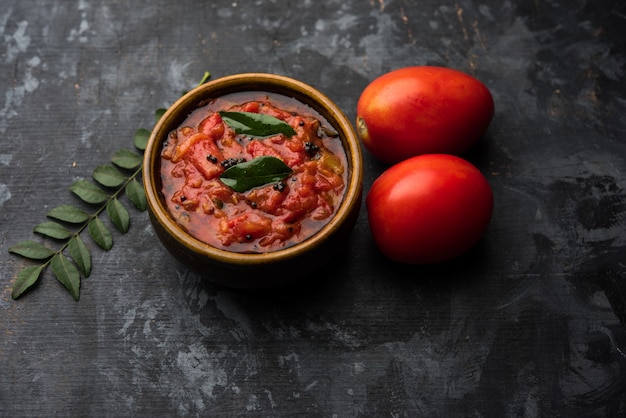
{"left": 133, "top": 128, "right": 150, "bottom": 151}
{"left": 220, "top": 156, "right": 292, "bottom": 193}
{"left": 68, "top": 236, "right": 91, "bottom": 277}
{"left": 9, "top": 240, "right": 55, "bottom": 260}
{"left": 50, "top": 254, "right": 80, "bottom": 301}
{"left": 11, "top": 265, "right": 44, "bottom": 300}
{"left": 106, "top": 198, "right": 130, "bottom": 233}
{"left": 125, "top": 178, "right": 147, "bottom": 211}
{"left": 112, "top": 149, "right": 143, "bottom": 170}
{"left": 47, "top": 205, "right": 91, "bottom": 224}
{"left": 34, "top": 222, "right": 73, "bottom": 240}
{"left": 155, "top": 108, "right": 166, "bottom": 122}
{"left": 219, "top": 111, "right": 296, "bottom": 138}
{"left": 70, "top": 180, "right": 109, "bottom": 204}
{"left": 93, "top": 165, "right": 127, "bottom": 188}
{"left": 88, "top": 217, "right": 113, "bottom": 251}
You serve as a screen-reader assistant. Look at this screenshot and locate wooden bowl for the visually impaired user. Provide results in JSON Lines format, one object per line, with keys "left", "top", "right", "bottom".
{"left": 143, "top": 73, "right": 363, "bottom": 288}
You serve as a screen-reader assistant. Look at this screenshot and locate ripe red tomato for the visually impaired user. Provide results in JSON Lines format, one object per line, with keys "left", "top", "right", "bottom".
{"left": 356, "top": 66, "right": 494, "bottom": 164}
{"left": 366, "top": 154, "right": 493, "bottom": 264}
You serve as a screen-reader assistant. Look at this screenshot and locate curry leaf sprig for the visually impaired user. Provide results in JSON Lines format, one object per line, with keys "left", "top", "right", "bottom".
{"left": 8, "top": 71, "right": 212, "bottom": 301}
{"left": 8, "top": 132, "right": 148, "bottom": 301}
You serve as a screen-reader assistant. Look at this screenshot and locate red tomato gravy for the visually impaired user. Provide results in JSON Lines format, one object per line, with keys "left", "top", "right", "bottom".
{"left": 160, "top": 92, "right": 348, "bottom": 253}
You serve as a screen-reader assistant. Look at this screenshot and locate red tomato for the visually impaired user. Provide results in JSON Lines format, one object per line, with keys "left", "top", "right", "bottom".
{"left": 366, "top": 154, "right": 493, "bottom": 264}
{"left": 356, "top": 66, "right": 494, "bottom": 164}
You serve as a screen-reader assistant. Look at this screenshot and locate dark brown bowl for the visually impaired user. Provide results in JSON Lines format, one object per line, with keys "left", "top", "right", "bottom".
{"left": 143, "top": 73, "right": 363, "bottom": 288}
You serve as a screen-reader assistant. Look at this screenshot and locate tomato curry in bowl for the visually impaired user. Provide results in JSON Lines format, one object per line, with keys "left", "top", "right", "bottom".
{"left": 144, "top": 73, "right": 363, "bottom": 288}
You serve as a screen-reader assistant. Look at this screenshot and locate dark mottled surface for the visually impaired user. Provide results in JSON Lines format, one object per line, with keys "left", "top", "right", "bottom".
{"left": 1, "top": 0, "right": 625, "bottom": 416}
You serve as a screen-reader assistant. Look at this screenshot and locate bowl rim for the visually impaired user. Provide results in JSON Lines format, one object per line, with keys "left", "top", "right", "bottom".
{"left": 143, "top": 72, "right": 363, "bottom": 266}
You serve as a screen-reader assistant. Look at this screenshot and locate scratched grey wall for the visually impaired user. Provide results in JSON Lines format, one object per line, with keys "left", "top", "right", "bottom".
{"left": 1, "top": 0, "right": 625, "bottom": 416}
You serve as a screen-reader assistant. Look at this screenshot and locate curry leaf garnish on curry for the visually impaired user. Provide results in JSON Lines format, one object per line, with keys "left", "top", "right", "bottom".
{"left": 218, "top": 111, "right": 297, "bottom": 138}
{"left": 220, "top": 156, "right": 292, "bottom": 193}
{"left": 8, "top": 72, "right": 212, "bottom": 301}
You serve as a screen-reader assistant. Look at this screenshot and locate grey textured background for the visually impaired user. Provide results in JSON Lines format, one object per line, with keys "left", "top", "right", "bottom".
{"left": 1, "top": 0, "right": 625, "bottom": 416}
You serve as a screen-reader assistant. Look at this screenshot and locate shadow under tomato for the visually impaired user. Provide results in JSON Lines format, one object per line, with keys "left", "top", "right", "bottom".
{"left": 458, "top": 131, "right": 502, "bottom": 174}
{"left": 364, "top": 234, "right": 491, "bottom": 289}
